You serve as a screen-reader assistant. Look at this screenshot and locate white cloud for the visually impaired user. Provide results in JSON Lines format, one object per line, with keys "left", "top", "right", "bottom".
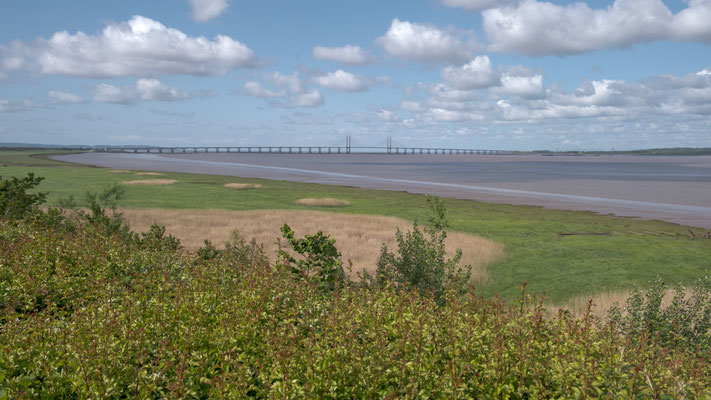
{"left": 188, "top": 0, "right": 229, "bottom": 22}
{"left": 271, "top": 71, "right": 305, "bottom": 93}
{"left": 0, "top": 99, "right": 42, "bottom": 112}
{"left": 425, "top": 107, "right": 483, "bottom": 122}
{"left": 441, "top": 56, "right": 499, "bottom": 89}
{"left": 293, "top": 89, "right": 324, "bottom": 107}
{"left": 377, "top": 19, "right": 473, "bottom": 62}
{"left": 482, "top": 0, "right": 711, "bottom": 56}
{"left": 93, "top": 79, "right": 192, "bottom": 104}
{"left": 136, "top": 79, "right": 191, "bottom": 101}
{"left": 93, "top": 84, "right": 137, "bottom": 104}
{"left": 313, "top": 45, "right": 374, "bottom": 65}
{"left": 400, "top": 100, "right": 425, "bottom": 112}
{"left": 429, "top": 83, "right": 478, "bottom": 102}
{"left": 491, "top": 74, "right": 544, "bottom": 99}
{"left": 244, "top": 81, "right": 285, "bottom": 98}
{"left": 314, "top": 69, "right": 368, "bottom": 92}
{"left": 377, "top": 108, "right": 399, "bottom": 122}
{"left": 440, "top": 0, "right": 519, "bottom": 12}
{"left": 244, "top": 71, "right": 325, "bottom": 107}
{"left": 415, "top": 66, "right": 711, "bottom": 127}
{"left": 48, "top": 90, "right": 83, "bottom": 104}
{"left": 1, "top": 15, "right": 255, "bottom": 78}
{"left": 549, "top": 80, "right": 638, "bottom": 108}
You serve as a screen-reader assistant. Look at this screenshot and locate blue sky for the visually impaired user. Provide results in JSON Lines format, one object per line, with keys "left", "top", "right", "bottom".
{"left": 1, "top": 0, "right": 710, "bottom": 150}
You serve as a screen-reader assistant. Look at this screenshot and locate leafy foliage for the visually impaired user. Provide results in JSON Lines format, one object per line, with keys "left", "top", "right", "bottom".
{"left": 2, "top": 217, "right": 710, "bottom": 398}
{"left": 0, "top": 173, "right": 47, "bottom": 221}
{"left": 608, "top": 277, "right": 711, "bottom": 352}
{"left": 376, "top": 195, "right": 471, "bottom": 299}
{"left": 139, "top": 223, "right": 181, "bottom": 252}
{"left": 1, "top": 178, "right": 711, "bottom": 398}
{"left": 278, "top": 223, "right": 346, "bottom": 291}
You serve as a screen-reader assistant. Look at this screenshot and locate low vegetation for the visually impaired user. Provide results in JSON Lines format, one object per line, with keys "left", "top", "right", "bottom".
{"left": 135, "top": 172, "right": 164, "bottom": 176}
{"left": 120, "top": 208, "right": 502, "bottom": 283}
{"left": 223, "top": 183, "right": 263, "bottom": 189}
{"left": 1, "top": 174, "right": 710, "bottom": 398}
{"left": 295, "top": 197, "right": 351, "bottom": 207}
{"left": 2, "top": 149, "right": 710, "bottom": 304}
{"left": 122, "top": 179, "right": 178, "bottom": 185}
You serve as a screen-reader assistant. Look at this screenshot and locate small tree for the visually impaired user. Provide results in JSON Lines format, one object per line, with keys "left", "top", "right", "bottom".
{"left": 82, "top": 184, "right": 129, "bottom": 236}
{"left": 376, "top": 195, "right": 471, "bottom": 299}
{"left": 0, "top": 173, "right": 47, "bottom": 220}
{"left": 278, "top": 224, "right": 346, "bottom": 291}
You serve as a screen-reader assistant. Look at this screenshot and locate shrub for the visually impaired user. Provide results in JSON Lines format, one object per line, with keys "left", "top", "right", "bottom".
{"left": 0, "top": 173, "right": 47, "bottom": 221}
{"left": 376, "top": 195, "right": 471, "bottom": 299}
{"left": 277, "top": 223, "right": 346, "bottom": 291}
{"left": 224, "top": 230, "right": 268, "bottom": 267}
{"left": 608, "top": 277, "right": 711, "bottom": 352}
{"left": 139, "top": 223, "right": 181, "bottom": 252}
{"left": 197, "top": 239, "right": 220, "bottom": 261}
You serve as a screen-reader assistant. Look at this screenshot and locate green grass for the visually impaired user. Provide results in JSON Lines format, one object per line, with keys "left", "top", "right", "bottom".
{"left": 2, "top": 150, "right": 709, "bottom": 303}
{"left": 0, "top": 149, "right": 86, "bottom": 167}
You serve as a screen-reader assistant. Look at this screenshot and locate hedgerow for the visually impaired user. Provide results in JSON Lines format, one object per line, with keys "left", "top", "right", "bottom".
{"left": 1, "top": 175, "right": 710, "bottom": 398}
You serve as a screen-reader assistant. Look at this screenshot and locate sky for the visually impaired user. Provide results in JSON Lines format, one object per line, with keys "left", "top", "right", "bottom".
{"left": 0, "top": 0, "right": 710, "bottom": 150}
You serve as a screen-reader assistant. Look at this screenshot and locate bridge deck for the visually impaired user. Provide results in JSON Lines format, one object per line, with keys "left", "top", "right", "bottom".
{"left": 95, "top": 146, "right": 516, "bottom": 155}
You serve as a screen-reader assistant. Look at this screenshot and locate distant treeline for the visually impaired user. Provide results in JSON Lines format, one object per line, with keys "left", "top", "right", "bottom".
{"left": 532, "top": 147, "right": 711, "bottom": 156}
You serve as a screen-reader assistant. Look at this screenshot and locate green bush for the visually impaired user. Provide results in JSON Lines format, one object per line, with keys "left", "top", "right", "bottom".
{"left": 2, "top": 180, "right": 711, "bottom": 398}
{"left": 277, "top": 223, "right": 346, "bottom": 291}
{"left": 376, "top": 195, "right": 471, "bottom": 299}
{"left": 224, "top": 230, "right": 267, "bottom": 268}
{"left": 608, "top": 277, "right": 711, "bottom": 352}
{"left": 0, "top": 173, "right": 46, "bottom": 221}
{"left": 2, "top": 219, "right": 710, "bottom": 398}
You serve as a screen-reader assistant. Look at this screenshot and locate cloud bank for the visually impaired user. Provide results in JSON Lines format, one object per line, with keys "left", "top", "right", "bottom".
{"left": 377, "top": 19, "right": 475, "bottom": 62}
{"left": 481, "top": 0, "right": 711, "bottom": 56}
{"left": 1, "top": 15, "right": 255, "bottom": 78}
{"left": 93, "top": 79, "right": 194, "bottom": 104}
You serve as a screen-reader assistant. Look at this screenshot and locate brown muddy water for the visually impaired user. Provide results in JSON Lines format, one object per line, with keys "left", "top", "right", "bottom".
{"left": 54, "top": 152, "right": 711, "bottom": 230}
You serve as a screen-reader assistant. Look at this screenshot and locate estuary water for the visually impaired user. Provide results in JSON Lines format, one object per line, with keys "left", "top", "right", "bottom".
{"left": 54, "top": 152, "right": 711, "bottom": 230}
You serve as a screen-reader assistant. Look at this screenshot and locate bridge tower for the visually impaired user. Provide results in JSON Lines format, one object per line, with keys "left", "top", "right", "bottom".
{"left": 387, "top": 136, "right": 392, "bottom": 154}
{"left": 346, "top": 135, "right": 351, "bottom": 154}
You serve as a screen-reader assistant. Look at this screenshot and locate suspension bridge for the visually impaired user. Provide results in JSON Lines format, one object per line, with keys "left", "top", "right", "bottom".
{"left": 95, "top": 136, "right": 518, "bottom": 155}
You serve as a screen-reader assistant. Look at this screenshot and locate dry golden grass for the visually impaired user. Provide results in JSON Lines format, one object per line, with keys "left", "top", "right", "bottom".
{"left": 223, "top": 183, "right": 263, "bottom": 189}
{"left": 109, "top": 170, "right": 132, "bottom": 174}
{"left": 135, "top": 172, "right": 164, "bottom": 176}
{"left": 295, "top": 198, "right": 351, "bottom": 207}
{"left": 122, "top": 179, "right": 178, "bottom": 185}
{"left": 555, "top": 288, "right": 690, "bottom": 318}
{"left": 121, "top": 209, "right": 504, "bottom": 284}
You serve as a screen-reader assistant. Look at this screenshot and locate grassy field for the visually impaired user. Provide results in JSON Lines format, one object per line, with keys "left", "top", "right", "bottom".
{"left": 2, "top": 149, "right": 710, "bottom": 304}
{"left": 121, "top": 208, "right": 504, "bottom": 285}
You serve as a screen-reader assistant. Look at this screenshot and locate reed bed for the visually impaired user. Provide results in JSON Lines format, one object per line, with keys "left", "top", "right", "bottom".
{"left": 122, "top": 208, "right": 504, "bottom": 284}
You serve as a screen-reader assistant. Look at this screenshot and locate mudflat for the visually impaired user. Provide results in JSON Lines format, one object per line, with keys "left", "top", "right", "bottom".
{"left": 55, "top": 152, "right": 711, "bottom": 229}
